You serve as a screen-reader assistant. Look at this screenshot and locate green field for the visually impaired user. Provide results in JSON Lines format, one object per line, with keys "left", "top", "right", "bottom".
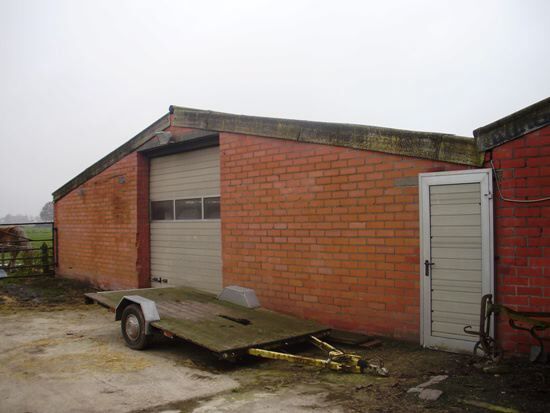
{"left": 23, "top": 225, "right": 54, "bottom": 249}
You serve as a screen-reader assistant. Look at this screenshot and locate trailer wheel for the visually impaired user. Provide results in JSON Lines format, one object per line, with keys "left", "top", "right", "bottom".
{"left": 121, "top": 304, "right": 152, "bottom": 350}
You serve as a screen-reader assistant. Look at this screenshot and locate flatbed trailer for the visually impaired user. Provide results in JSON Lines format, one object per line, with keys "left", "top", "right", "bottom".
{"left": 85, "top": 287, "right": 387, "bottom": 375}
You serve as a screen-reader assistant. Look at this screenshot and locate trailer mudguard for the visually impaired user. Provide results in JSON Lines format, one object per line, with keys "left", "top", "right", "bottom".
{"left": 115, "top": 295, "right": 160, "bottom": 334}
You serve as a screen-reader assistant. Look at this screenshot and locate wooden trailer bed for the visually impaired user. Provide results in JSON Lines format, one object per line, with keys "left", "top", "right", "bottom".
{"left": 85, "top": 286, "right": 330, "bottom": 357}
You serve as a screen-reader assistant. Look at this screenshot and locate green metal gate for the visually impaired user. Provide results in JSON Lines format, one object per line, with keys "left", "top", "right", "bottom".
{"left": 0, "top": 222, "right": 55, "bottom": 277}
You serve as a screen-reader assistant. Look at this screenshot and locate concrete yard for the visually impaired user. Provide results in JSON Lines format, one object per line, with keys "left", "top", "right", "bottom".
{"left": 0, "top": 306, "right": 239, "bottom": 413}
{"left": 0, "top": 277, "right": 548, "bottom": 413}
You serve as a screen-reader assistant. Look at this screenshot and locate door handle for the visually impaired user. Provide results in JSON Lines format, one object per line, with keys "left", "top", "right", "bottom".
{"left": 424, "top": 260, "right": 434, "bottom": 277}
{"left": 151, "top": 276, "right": 168, "bottom": 283}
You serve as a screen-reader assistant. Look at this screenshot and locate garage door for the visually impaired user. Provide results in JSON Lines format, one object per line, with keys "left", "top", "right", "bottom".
{"left": 149, "top": 146, "right": 221, "bottom": 293}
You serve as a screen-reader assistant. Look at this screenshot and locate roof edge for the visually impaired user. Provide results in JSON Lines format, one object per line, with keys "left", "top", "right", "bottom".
{"left": 54, "top": 106, "right": 487, "bottom": 203}
{"left": 171, "top": 106, "right": 484, "bottom": 167}
{"left": 53, "top": 113, "right": 171, "bottom": 201}
{"left": 474, "top": 97, "right": 550, "bottom": 151}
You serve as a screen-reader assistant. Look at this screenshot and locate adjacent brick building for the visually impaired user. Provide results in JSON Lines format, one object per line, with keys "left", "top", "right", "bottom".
{"left": 474, "top": 110, "right": 550, "bottom": 354}
{"left": 54, "top": 98, "right": 550, "bottom": 355}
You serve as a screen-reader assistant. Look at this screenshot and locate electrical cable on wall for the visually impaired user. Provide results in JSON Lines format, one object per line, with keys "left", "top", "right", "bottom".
{"left": 490, "top": 160, "right": 550, "bottom": 203}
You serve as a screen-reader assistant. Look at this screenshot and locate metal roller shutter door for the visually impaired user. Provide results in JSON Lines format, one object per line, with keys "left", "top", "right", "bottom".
{"left": 149, "top": 146, "right": 221, "bottom": 293}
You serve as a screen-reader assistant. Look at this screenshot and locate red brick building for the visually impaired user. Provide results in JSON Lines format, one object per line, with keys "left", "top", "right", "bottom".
{"left": 54, "top": 98, "right": 550, "bottom": 355}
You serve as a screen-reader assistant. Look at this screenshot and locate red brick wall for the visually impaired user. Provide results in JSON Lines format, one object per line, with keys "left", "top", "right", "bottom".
{"left": 55, "top": 152, "right": 150, "bottom": 289}
{"left": 54, "top": 118, "right": 549, "bottom": 354}
{"left": 487, "top": 125, "right": 550, "bottom": 353}
{"left": 220, "top": 132, "right": 468, "bottom": 340}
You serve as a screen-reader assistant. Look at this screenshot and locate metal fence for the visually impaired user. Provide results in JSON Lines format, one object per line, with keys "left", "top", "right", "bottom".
{"left": 0, "top": 222, "right": 55, "bottom": 277}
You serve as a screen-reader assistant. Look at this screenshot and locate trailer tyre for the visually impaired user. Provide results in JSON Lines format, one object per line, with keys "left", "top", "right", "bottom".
{"left": 121, "top": 304, "right": 152, "bottom": 350}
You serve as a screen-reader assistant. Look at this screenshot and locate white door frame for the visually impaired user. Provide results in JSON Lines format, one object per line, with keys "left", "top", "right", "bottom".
{"left": 419, "top": 168, "right": 494, "bottom": 352}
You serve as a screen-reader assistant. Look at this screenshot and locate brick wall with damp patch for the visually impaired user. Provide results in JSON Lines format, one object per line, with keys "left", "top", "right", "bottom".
{"left": 55, "top": 152, "right": 150, "bottom": 289}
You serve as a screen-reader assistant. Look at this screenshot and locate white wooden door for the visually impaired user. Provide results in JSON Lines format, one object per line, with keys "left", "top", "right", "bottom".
{"left": 419, "top": 169, "right": 493, "bottom": 352}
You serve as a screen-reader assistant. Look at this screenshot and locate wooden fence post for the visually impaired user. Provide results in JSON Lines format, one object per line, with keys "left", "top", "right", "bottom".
{"left": 41, "top": 242, "right": 49, "bottom": 274}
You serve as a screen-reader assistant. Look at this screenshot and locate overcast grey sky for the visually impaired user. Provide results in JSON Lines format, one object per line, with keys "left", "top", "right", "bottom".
{"left": 1, "top": 0, "right": 549, "bottom": 218}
